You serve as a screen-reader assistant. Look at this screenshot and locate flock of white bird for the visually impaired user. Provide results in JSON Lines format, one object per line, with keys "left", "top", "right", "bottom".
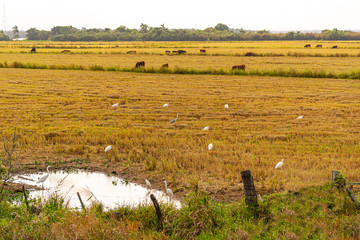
{"left": 36, "top": 101, "right": 304, "bottom": 197}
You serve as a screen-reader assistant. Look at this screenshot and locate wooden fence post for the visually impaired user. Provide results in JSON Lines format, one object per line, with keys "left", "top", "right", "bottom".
{"left": 150, "top": 194, "right": 163, "bottom": 229}
{"left": 331, "top": 171, "right": 359, "bottom": 207}
{"left": 241, "top": 170, "right": 258, "bottom": 206}
{"left": 22, "top": 185, "right": 30, "bottom": 211}
{"left": 77, "top": 192, "right": 86, "bottom": 213}
{"left": 331, "top": 171, "right": 339, "bottom": 181}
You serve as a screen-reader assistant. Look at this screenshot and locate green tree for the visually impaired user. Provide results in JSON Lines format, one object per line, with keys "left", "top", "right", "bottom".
{"left": 26, "top": 28, "right": 40, "bottom": 40}
{"left": 140, "top": 23, "right": 148, "bottom": 33}
{"left": 214, "top": 23, "right": 229, "bottom": 31}
{"left": 12, "top": 25, "right": 19, "bottom": 39}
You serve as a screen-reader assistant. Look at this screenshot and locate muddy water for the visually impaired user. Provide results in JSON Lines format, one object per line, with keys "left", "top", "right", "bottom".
{"left": 11, "top": 169, "right": 181, "bottom": 210}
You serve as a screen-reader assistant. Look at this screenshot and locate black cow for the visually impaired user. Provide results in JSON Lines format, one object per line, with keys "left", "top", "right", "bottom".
{"left": 30, "top": 47, "right": 36, "bottom": 53}
{"left": 304, "top": 44, "right": 311, "bottom": 48}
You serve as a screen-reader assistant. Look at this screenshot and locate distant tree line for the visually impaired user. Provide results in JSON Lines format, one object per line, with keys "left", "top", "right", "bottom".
{"left": 0, "top": 31, "right": 10, "bottom": 41}
{"left": 2, "top": 24, "right": 360, "bottom": 41}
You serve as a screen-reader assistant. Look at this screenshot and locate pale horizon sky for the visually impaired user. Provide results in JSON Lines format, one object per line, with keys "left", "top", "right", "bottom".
{"left": 2, "top": 0, "right": 360, "bottom": 32}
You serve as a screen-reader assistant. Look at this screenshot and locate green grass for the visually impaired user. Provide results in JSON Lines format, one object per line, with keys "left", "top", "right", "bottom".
{"left": 2, "top": 61, "right": 360, "bottom": 80}
{"left": 1, "top": 181, "right": 359, "bottom": 239}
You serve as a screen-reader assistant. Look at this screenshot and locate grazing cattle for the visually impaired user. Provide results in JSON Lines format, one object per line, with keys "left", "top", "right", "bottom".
{"left": 165, "top": 50, "right": 171, "bottom": 54}
{"left": 172, "top": 50, "right": 186, "bottom": 54}
{"left": 161, "top": 63, "right": 169, "bottom": 68}
{"left": 315, "top": 44, "right": 322, "bottom": 48}
{"left": 245, "top": 52, "right": 256, "bottom": 56}
{"left": 332, "top": 45, "right": 338, "bottom": 49}
{"left": 135, "top": 61, "right": 145, "bottom": 68}
{"left": 200, "top": 49, "right": 206, "bottom": 53}
{"left": 61, "top": 50, "right": 71, "bottom": 54}
{"left": 304, "top": 44, "right": 311, "bottom": 48}
{"left": 127, "top": 51, "right": 137, "bottom": 54}
{"left": 232, "top": 65, "right": 246, "bottom": 71}
{"left": 30, "top": 47, "right": 36, "bottom": 53}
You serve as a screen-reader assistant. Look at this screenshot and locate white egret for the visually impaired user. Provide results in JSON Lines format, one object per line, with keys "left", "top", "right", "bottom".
{"left": 105, "top": 145, "right": 112, "bottom": 152}
{"left": 37, "top": 165, "right": 51, "bottom": 188}
{"left": 275, "top": 159, "right": 284, "bottom": 169}
{"left": 163, "top": 103, "right": 169, "bottom": 107}
{"left": 203, "top": 126, "right": 209, "bottom": 131}
{"left": 224, "top": 104, "right": 229, "bottom": 109}
{"left": 164, "top": 180, "right": 173, "bottom": 196}
{"left": 208, "top": 143, "right": 213, "bottom": 150}
{"left": 297, "top": 115, "right": 303, "bottom": 120}
{"left": 112, "top": 103, "right": 119, "bottom": 108}
{"left": 145, "top": 179, "right": 151, "bottom": 188}
{"left": 258, "top": 194, "right": 264, "bottom": 202}
{"left": 170, "top": 113, "right": 179, "bottom": 124}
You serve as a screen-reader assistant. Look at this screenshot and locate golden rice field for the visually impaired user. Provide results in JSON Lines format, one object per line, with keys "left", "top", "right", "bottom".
{"left": 1, "top": 41, "right": 360, "bottom": 201}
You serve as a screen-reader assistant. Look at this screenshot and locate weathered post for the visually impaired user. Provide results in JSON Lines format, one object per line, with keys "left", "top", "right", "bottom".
{"left": 331, "top": 171, "right": 359, "bottom": 207}
{"left": 241, "top": 170, "right": 258, "bottom": 206}
{"left": 331, "top": 171, "right": 340, "bottom": 181}
{"left": 22, "top": 185, "right": 30, "bottom": 211}
{"left": 77, "top": 192, "right": 86, "bottom": 213}
{"left": 150, "top": 194, "right": 163, "bottom": 229}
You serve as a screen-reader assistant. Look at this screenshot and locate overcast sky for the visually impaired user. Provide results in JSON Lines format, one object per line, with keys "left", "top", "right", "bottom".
{"left": 2, "top": 0, "right": 360, "bottom": 31}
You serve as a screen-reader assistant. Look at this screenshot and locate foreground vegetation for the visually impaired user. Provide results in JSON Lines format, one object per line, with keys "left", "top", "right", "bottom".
{"left": 1, "top": 180, "right": 359, "bottom": 239}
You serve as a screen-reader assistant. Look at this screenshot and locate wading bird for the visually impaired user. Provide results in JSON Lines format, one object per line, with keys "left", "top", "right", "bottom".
{"left": 112, "top": 103, "right": 119, "bottom": 108}
{"left": 203, "top": 126, "right": 209, "bottom": 131}
{"left": 258, "top": 194, "right": 264, "bottom": 202}
{"left": 164, "top": 180, "right": 173, "bottom": 196}
{"left": 224, "top": 104, "right": 229, "bottom": 109}
{"left": 105, "top": 145, "right": 112, "bottom": 152}
{"left": 145, "top": 179, "right": 151, "bottom": 188}
{"left": 170, "top": 113, "right": 179, "bottom": 124}
{"left": 275, "top": 159, "right": 284, "bottom": 169}
{"left": 163, "top": 103, "right": 169, "bottom": 107}
{"left": 297, "top": 115, "right": 303, "bottom": 120}
{"left": 208, "top": 143, "right": 213, "bottom": 150}
{"left": 37, "top": 165, "right": 51, "bottom": 188}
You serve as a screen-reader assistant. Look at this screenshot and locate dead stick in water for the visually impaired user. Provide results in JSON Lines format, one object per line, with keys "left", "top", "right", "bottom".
{"left": 77, "top": 192, "right": 86, "bottom": 213}
{"left": 22, "top": 185, "right": 30, "bottom": 211}
{"left": 150, "top": 194, "right": 163, "bottom": 229}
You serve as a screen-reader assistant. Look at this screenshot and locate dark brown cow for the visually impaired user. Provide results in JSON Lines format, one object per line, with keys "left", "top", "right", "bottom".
{"left": 200, "top": 49, "right": 206, "bottom": 53}
{"left": 61, "top": 50, "right": 71, "bottom": 54}
{"left": 161, "top": 63, "right": 169, "bottom": 68}
{"left": 127, "top": 51, "right": 137, "bottom": 54}
{"left": 165, "top": 50, "right": 171, "bottom": 54}
{"left": 332, "top": 45, "right": 338, "bottom": 49}
{"left": 315, "top": 44, "right": 322, "bottom": 48}
{"left": 135, "top": 61, "right": 145, "bottom": 68}
{"left": 245, "top": 52, "right": 256, "bottom": 56}
{"left": 30, "top": 47, "right": 36, "bottom": 53}
{"left": 172, "top": 50, "right": 186, "bottom": 54}
{"left": 232, "top": 65, "right": 246, "bottom": 71}
{"left": 304, "top": 44, "right": 311, "bottom": 48}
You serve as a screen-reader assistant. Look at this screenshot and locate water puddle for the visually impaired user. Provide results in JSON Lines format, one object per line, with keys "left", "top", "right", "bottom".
{"left": 11, "top": 169, "right": 181, "bottom": 210}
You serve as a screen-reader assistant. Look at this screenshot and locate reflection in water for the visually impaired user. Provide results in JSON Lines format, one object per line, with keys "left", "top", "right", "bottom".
{"left": 11, "top": 170, "right": 181, "bottom": 210}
